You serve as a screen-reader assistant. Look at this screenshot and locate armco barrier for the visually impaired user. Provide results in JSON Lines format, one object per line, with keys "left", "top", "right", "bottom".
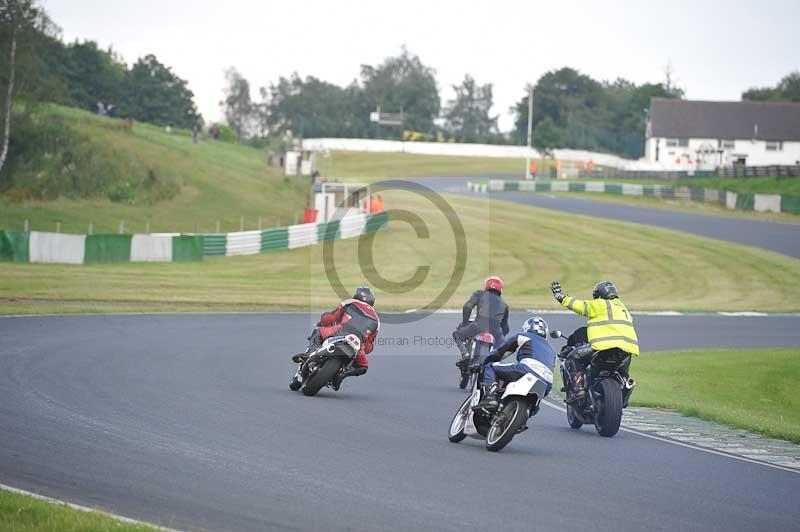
{"left": 225, "top": 230, "right": 261, "bottom": 256}
{"left": 0, "top": 231, "right": 29, "bottom": 262}
{"left": 339, "top": 214, "right": 367, "bottom": 239}
{"left": 288, "top": 223, "right": 318, "bottom": 249}
{"left": 0, "top": 232, "right": 204, "bottom": 264}
{"left": 84, "top": 234, "right": 132, "bottom": 264}
{"left": 261, "top": 227, "right": 289, "bottom": 252}
{"left": 172, "top": 235, "right": 204, "bottom": 261}
{"left": 317, "top": 220, "right": 341, "bottom": 242}
{"left": 470, "top": 180, "right": 800, "bottom": 215}
{"left": 203, "top": 234, "right": 227, "bottom": 256}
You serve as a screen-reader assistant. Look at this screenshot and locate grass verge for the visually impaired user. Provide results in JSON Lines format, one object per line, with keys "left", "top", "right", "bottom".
{"left": 2, "top": 192, "right": 799, "bottom": 314}
{"left": 0, "top": 106, "right": 307, "bottom": 234}
{"left": 630, "top": 348, "right": 800, "bottom": 443}
{"left": 0, "top": 488, "right": 157, "bottom": 531}
{"left": 322, "top": 150, "right": 529, "bottom": 181}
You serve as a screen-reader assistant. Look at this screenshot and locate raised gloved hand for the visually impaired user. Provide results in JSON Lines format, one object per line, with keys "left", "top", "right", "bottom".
{"left": 551, "top": 281, "right": 566, "bottom": 303}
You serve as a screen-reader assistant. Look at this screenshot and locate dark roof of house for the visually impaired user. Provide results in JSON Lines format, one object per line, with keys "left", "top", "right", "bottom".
{"left": 649, "top": 98, "right": 800, "bottom": 141}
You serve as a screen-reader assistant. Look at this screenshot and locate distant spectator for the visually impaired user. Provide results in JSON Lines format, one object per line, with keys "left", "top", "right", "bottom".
{"left": 370, "top": 194, "right": 385, "bottom": 213}
{"left": 210, "top": 125, "right": 220, "bottom": 140}
{"left": 267, "top": 149, "right": 275, "bottom": 167}
{"left": 96, "top": 101, "right": 106, "bottom": 116}
{"left": 192, "top": 124, "right": 200, "bottom": 144}
{"left": 279, "top": 151, "right": 285, "bottom": 168}
{"left": 311, "top": 170, "right": 320, "bottom": 185}
{"left": 106, "top": 103, "right": 116, "bottom": 118}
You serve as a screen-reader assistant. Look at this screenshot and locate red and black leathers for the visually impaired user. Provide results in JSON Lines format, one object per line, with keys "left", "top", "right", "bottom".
{"left": 318, "top": 299, "right": 380, "bottom": 367}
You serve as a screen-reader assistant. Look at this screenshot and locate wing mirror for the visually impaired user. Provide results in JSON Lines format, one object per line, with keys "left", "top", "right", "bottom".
{"left": 550, "top": 330, "right": 563, "bottom": 339}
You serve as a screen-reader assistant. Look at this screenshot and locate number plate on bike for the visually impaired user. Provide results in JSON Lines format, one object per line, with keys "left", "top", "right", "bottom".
{"left": 345, "top": 334, "right": 361, "bottom": 351}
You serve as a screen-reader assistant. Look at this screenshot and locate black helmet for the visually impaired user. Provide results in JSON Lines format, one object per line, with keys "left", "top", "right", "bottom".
{"left": 353, "top": 286, "right": 375, "bottom": 306}
{"left": 593, "top": 281, "right": 618, "bottom": 300}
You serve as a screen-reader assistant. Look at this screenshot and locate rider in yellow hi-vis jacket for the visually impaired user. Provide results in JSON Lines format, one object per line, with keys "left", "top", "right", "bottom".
{"left": 551, "top": 280, "right": 638, "bottom": 404}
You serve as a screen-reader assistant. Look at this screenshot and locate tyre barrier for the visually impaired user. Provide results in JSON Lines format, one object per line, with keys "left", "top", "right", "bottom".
{"left": 468, "top": 180, "right": 800, "bottom": 215}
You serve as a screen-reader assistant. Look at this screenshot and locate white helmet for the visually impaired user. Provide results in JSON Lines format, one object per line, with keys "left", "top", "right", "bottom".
{"left": 521, "top": 316, "right": 549, "bottom": 338}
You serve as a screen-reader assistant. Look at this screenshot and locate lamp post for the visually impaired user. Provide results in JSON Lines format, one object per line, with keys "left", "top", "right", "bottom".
{"left": 525, "top": 85, "right": 533, "bottom": 180}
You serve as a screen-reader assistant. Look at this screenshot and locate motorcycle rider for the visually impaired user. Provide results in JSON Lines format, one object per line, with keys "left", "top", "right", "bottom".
{"left": 452, "top": 276, "right": 510, "bottom": 369}
{"left": 474, "top": 316, "right": 556, "bottom": 412}
{"left": 550, "top": 280, "right": 638, "bottom": 404}
{"left": 290, "top": 286, "right": 380, "bottom": 391}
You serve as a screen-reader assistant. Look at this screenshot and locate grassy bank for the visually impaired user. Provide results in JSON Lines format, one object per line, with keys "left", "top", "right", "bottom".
{"left": 322, "top": 150, "right": 529, "bottom": 181}
{"left": 0, "top": 488, "right": 157, "bottom": 531}
{"left": 2, "top": 192, "right": 799, "bottom": 315}
{"left": 0, "top": 106, "right": 307, "bottom": 234}
{"left": 630, "top": 348, "right": 800, "bottom": 443}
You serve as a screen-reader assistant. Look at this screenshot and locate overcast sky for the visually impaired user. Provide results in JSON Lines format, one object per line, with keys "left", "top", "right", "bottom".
{"left": 43, "top": 0, "right": 799, "bottom": 132}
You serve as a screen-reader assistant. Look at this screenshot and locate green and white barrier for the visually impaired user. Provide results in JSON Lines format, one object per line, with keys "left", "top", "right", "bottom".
{"left": 470, "top": 180, "right": 800, "bottom": 215}
{"left": 202, "top": 212, "right": 389, "bottom": 257}
{"left": 0, "top": 231, "right": 204, "bottom": 264}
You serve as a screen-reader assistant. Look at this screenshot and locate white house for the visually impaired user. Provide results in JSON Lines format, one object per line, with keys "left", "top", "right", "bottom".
{"left": 644, "top": 98, "right": 800, "bottom": 169}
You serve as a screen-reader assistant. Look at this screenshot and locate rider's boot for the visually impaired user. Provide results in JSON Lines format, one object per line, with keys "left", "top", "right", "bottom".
{"left": 292, "top": 330, "right": 323, "bottom": 363}
{"left": 566, "top": 372, "right": 586, "bottom": 404}
{"left": 289, "top": 367, "right": 303, "bottom": 391}
{"left": 473, "top": 382, "right": 499, "bottom": 412}
{"left": 453, "top": 332, "right": 470, "bottom": 368}
{"left": 331, "top": 366, "right": 367, "bottom": 391}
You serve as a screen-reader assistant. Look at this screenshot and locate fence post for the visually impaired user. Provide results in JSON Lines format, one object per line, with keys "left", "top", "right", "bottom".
{"left": 146, "top": 222, "right": 150, "bottom": 234}
{"left": 258, "top": 216, "right": 262, "bottom": 230}
{"left": 56, "top": 222, "right": 60, "bottom": 233}
{"left": 88, "top": 222, "right": 93, "bottom": 235}
{"left": 216, "top": 220, "right": 220, "bottom": 233}
{"left": 195, "top": 222, "right": 199, "bottom": 233}
{"left": 24, "top": 219, "right": 29, "bottom": 232}
{"left": 240, "top": 216, "right": 244, "bottom": 232}
{"left": 119, "top": 221, "right": 125, "bottom": 234}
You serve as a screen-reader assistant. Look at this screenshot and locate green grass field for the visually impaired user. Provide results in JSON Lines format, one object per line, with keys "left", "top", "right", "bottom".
{"left": 0, "top": 489, "right": 156, "bottom": 532}
{"left": 321, "top": 150, "right": 529, "bottom": 181}
{"left": 3, "top": 192, "right": 799, "bottom": 315}
{"left": 0, "top": 106, "right": 307, "bottom": 234}
{"left": 631, "top": 348, "right": 800, "bottom": 443}
{"left": 551, "top": 348, "right": 800, "bottom": 443}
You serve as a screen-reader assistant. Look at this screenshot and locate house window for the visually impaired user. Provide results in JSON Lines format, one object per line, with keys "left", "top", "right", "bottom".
{"left": 666, "top": 139, "right": 678, "bottom": 147}
{"left": 719, "top": 139, "right": 735, "bottom": 149}
{"left": 765, "top": 141, "right": 783, "bottom": 151}
{"left": 678, "top": 138, "right": 689, "bottom": 147}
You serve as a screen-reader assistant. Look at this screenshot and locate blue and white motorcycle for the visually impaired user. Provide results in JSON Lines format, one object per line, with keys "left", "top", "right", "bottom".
{"left": 448, "top": 361, "right": 550, "bottom": 452}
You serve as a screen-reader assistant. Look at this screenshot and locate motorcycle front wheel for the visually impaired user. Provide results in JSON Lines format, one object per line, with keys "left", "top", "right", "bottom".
{"left": 448, "top": 396, "right": 472, "bottom": 442}
{"left": 301, "top": 358, "right": 343, "bottom": 396}
{"left": 486, "top": 398, "right": 528, "bottom": 452}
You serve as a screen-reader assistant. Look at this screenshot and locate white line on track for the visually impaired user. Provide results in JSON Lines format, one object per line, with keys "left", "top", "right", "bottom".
{"left": 0, "top": 482, "right": 183, "bottom": 531}
{"left": 541, "top": 401, "right": 800, "bottom": 476}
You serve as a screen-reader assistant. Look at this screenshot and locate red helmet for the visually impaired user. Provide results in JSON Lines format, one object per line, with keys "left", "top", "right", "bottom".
{"left": 484, "top": 276, "right": 504, "bottom": 294}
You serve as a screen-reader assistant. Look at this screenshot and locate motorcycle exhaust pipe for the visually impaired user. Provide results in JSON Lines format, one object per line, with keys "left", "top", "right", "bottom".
{"left": 624, "top": 377, "right": 635, "bottom": 390}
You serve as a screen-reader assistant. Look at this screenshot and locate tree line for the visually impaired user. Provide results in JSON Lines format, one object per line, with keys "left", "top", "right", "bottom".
{"left": 3, "top": 0, "right": 800, "bottom": 175}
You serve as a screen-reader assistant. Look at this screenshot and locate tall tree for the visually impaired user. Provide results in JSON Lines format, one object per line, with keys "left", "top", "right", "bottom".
{"left": 125, "top": 54, "right": 201, "bottom": 129}
{"left": 359, "top": 48, "right": 440, "bottom": 137}
{"left": 444, "top": 74, "right": 498, "bottom": 143}
{"left": 64, "top": 40, "right": 127, "bottom": 112}
{"left": 261, "top": 74, "right": 362, "bottom": 139}
{"left": 743, "top": 72, "right": 800, "bottom": 102}
{"left": 220, "top": 67, "right": 253, "bottom": 141}
{"left": 0, "top": 0, "right": 47, "bottom": 174}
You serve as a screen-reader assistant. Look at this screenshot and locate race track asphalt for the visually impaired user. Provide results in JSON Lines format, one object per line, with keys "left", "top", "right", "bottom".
{"left": 1, "top": 312, "right": 798, "bottom": 532}
{"left": 389, "top": 176, "right": 800, "bottom": 259}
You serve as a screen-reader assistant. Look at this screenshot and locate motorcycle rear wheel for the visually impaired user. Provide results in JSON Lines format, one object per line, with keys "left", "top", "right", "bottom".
{"left": 448, "top": 396, "right": 472, "bottom": 442}
{"left": 594, "top": 378, "right": 623, "bottom": 437}
{"left": 301, "top": 358, "right": 343, "bottom": 396}
{"left": 486, "top": 398, "right": 528, "bottom": 452}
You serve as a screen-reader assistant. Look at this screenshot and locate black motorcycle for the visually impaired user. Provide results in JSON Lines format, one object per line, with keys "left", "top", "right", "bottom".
{"left": 550, "top": 329, "right": 636, "bottom": 437}
{"left": 289, "top": 334, "right": 361, "bottom": 396}
{"left": 457, "top": 328, "right": 495, "bottom": 390}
